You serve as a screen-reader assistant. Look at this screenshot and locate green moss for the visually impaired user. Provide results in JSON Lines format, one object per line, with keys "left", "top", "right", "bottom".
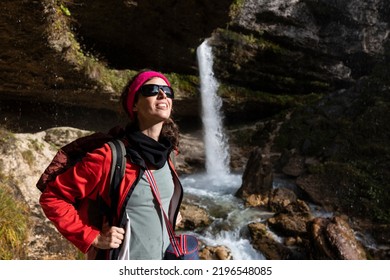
{"left": 309, "top": 80, "right": 331, "bottom": 90}
{"left": 229, "top": 0, "right": 246, "bottom": 20}
{"left": 59, "top": 3, "right": 71, "bottom": 17}
{"left": 219, "top": 83, "right": 323, "bottom": 110}
{"left": 217, "top": 29, "right": 284, "bottom": 55}
{"left": 307, "top": 163, "right": 326, "bottom": 174}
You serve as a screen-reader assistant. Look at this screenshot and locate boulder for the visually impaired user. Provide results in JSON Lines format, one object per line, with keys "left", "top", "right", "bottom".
{"left": 309, "top": 216, "right": 367, "bottom": 259}
{"left": 247, "top": 222, "right": 295, "bottom": 260}
{"left": 199, "top": 245, "right": 233, "bottom": 260}
{"left": 177, "top": 203, "right": 212, "bottom": 231}
{"left": 236, "top": 147, "right": 273, "bottom": 199}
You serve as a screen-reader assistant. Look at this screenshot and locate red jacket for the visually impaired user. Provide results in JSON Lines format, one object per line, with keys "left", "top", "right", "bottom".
{"left": 39, "top": 142, "right": 183, "bottom": 258}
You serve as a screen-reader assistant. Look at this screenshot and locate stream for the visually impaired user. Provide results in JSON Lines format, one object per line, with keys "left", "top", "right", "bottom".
{"left": 181, "top": 172, "right": 268, "bottom": 260}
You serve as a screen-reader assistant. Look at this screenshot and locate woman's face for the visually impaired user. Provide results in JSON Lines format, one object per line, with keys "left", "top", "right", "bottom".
{"left": 133, "top": 77, "right": 173, "bottom": 127}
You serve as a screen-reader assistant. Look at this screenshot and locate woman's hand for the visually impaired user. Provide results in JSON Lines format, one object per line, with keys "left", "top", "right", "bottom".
{"left": 92, "top": 221, "right": 125, "bottom": 249}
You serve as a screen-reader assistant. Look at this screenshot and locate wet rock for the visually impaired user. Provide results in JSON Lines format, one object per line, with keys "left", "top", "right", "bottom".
{"left": 177, "top": 203, "right": 212, "bottom": 231}
{"left": 236, "top": 148, "right": 273, "bottom": 199}
{"left": 247, "top": 222, "right": 295, "bottom": 260}
{"left": 285, "top": 199, "right": 312, "bottom": 216}
{"left": 268, "top": 190, "right": 313, "bottom": 237}
{"left": 199, "top": 245, "right": 233, "bottom": 260}
{"left": 248, "top": 198, "right": 369, "bottom": 260}
{"left": 296, "top": 174, "right": 333, "bottom": 207}
{"left": 268, "top": 187, "right": 297, "bottom": 213}
{"left": 267, "top": 212, "right": 311, "bottom": 237}
{"left": 175, "top": 132, "right": 205, "bottom": 175}
{"left": 244, "top": 194, "right": 268, "bottom": 208}
{"left": 309, "top": 216, "right": 367, "bottom": 259}
{"left": 282, "top": 154, "right": 306, "bottom": 177}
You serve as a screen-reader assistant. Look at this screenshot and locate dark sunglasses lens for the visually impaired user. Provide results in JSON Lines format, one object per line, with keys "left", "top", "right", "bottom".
{"left": 139, "top": 85, "right": 157, "bottom": 96}
{"left": 140, "top": 85, "right": 174, "bottom": 98}
{"left": 161, "top": 86, "right": 174, "bottom": 98}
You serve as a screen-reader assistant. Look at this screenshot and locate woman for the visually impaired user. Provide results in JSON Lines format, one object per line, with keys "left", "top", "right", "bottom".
{"left": 39, "top": 70, "right": 183, "bottom": 259}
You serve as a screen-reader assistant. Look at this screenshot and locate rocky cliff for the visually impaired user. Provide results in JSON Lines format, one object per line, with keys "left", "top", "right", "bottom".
{"left": 2, "top": 1, "right": 388, "bottom": 127}
{"left": 0, "top": 0, "right": 233, "bottom": 132}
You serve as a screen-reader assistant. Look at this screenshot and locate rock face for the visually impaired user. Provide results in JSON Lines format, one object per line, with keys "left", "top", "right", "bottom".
{"left": 0, "top": 0, "right": 232, "bottom": 100}
{"left": 68, "top": 0, "right": 232, "bottom": 75}
{"left": 1, "top": 0, "right": 389, "bottom": 132}
{"left": 2, "top": 1, "right": 388, "bottom": 117}
{"left": 0, "top": 1, "right": 109, "bottom": 109}
{"left": 213, "top": 0, "right": 389, "bottom": 95}
{"left": 1, "top": 0, "right": 232, "bottom": 132}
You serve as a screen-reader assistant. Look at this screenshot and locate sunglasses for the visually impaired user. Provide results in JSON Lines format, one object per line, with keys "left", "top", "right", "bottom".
{"left": 138, "top": 84, "right": 174, "bottom": 99}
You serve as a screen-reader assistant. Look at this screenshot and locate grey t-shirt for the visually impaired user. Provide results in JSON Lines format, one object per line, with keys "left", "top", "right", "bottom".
{"left": 125, "top": 162, "right": 174, "bottom": 259}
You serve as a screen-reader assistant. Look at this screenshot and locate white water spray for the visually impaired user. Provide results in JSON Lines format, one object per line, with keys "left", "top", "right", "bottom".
{"left": 196, "top": 39, "right": 231, "bottom": 178}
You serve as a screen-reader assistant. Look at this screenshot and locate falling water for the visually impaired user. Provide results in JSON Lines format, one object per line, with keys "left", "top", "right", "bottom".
{"left": 178, "top": 39, "right": 266, "bottom": 259}
{"left": 196, "top": 39, "right": 230, "bottom": 179}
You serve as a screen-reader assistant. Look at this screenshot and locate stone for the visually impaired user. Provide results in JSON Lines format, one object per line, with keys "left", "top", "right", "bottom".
{"left": 199, "top": 245, "right": 233, "bottom": 260}
{"left": 177, "top": 203, "right": 212, "bottom": 231}
{"left": 236, "top": 148, "right": 273, "bottom": 199}
{"left": 247, "top": 222, "right": 295, "bottom": 260}
{"left": 309, "top": 216, "right": 367, "bottom": 259}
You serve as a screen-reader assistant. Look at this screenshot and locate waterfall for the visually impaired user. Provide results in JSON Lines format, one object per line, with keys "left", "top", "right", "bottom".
{"left": 182, "top": 39, "right": 265, "bottom": 260}
{"left": 196, "top": 39, "right": 231, "bottom": 178}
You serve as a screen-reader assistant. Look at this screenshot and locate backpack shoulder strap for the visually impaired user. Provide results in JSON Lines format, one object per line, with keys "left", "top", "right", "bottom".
{"left": 107, "top": 139, "right": 126, "bottom": 221}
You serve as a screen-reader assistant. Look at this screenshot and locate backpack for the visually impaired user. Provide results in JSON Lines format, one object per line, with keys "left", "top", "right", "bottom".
{"left": 36, "top": 127, "right": 126, "bottom": 213}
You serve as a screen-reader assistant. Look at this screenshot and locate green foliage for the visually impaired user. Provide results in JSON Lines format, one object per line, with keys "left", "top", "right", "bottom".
{"left": 219, "top": 83, "right": 323, "bottom": 109}
{"left": 59, "top": 4, "right": 71, "bottom": 17}
{"left": 0, "top": 177, "right": 30, "bottom": 260}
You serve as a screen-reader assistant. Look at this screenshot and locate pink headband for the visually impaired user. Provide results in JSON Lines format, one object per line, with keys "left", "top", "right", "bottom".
{"left": 126, "top": 71, "right": 171, "bottom": 120}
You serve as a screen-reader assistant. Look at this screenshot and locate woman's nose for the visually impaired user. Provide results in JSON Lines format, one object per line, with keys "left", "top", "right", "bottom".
{"left": 157, "top": 89, "right": 168, "bottom": 99}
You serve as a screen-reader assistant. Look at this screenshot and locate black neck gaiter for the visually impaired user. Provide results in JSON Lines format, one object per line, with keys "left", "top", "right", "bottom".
{"left": 126, "top": 129, "right": 172, "bottom": 169}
